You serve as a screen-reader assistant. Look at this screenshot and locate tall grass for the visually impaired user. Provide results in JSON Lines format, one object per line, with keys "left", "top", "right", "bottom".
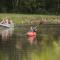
{"left": 30, "top": 41, "right": 60, "bottom": 60}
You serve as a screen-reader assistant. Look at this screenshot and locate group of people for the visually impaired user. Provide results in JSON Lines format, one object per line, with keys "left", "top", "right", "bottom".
{"left": 0, "top": 17, "right": 13, "bottom": 24}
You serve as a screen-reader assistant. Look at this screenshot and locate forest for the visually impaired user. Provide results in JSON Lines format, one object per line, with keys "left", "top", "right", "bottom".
{"left": 0, "top": 0, "right": 60, "bottom": 14}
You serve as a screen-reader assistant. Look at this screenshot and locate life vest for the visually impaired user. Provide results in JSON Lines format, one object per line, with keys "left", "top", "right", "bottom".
{"left": 27, "top": 32, "right": 36, "bottom": 37}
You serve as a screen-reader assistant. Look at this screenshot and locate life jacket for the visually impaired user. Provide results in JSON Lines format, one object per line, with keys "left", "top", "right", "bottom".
{"left": 27, "top": 31, "right": 36, "bottom": 37}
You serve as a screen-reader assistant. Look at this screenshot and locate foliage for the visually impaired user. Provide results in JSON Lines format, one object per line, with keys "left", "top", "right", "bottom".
{"left": 0, "top": 0, "right": 59, "bottom": 14}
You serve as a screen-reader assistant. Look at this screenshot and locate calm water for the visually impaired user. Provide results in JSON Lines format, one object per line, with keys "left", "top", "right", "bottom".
{"left": 0, "top": 24, "right": 60, "bottom": 60}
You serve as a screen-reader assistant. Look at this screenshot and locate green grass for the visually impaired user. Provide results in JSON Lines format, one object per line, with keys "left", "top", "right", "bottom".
{"left": 0, "top": 13, "right": 59, "bottom": 25}
{"left": 0, "top": 51, "right": 9, "bottom": 60}
{"left": 28, "top": 41, "right": 60, "bottom": 60}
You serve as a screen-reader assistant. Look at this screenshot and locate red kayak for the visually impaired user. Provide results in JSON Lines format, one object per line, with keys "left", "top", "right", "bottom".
{"left": 27, "top": 32, "right": 36, "bottom": 37}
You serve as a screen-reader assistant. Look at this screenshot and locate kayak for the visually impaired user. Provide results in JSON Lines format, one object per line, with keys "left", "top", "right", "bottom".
{"left": 0, "top": 23, "right": 14, "bottom": 28}
{"left": 27, "top": 31, "right": 36, "bottom": 37}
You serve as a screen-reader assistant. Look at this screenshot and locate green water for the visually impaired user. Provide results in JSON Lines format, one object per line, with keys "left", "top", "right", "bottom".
{"left": 0, "top": 24, "right": 60, "bottom": 60}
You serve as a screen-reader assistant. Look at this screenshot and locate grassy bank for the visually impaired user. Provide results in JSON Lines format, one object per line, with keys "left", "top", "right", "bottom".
{"left": 0, "top": 13, "right": 59, "bottom": 25}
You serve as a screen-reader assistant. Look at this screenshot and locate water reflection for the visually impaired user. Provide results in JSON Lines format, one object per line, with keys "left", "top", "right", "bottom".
{"left": 0, "top": 28, "right": 14, "bottom": 41}
{"left": 0, "top": 28, "right": 15, "bottom": 60}
{"left": 15, "top": 35, "right": 32, "bottom": 60}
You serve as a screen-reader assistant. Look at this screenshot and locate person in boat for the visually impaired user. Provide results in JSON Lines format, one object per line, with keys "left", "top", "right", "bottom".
{"left": 0, "top": 18, "right": 5, "bottom": 24}
{"left": 27, "top": 26, "right": 37, "bottom": 36}
{"left": 27, "top": 26, "right": 37, "bottom": 45}
{"left": 30, "top": 26, "right": 37, "bottom": 32}
{"left": 0, "top": 17, "right": 13, "bottom": 24}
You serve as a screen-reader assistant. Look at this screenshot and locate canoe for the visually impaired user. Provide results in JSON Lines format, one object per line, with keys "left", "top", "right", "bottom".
{"left": 0, "top": 23, "right": 14, "bottom": 28}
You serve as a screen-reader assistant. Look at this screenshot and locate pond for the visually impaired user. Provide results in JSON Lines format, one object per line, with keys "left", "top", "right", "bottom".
{"left": 0, "top": 24, "right": 60, "bottom": 60}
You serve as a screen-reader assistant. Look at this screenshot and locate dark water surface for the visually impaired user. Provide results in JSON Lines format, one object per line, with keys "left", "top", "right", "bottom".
{"left": 0, "top": 24, "right": 60, "bottom": 60}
